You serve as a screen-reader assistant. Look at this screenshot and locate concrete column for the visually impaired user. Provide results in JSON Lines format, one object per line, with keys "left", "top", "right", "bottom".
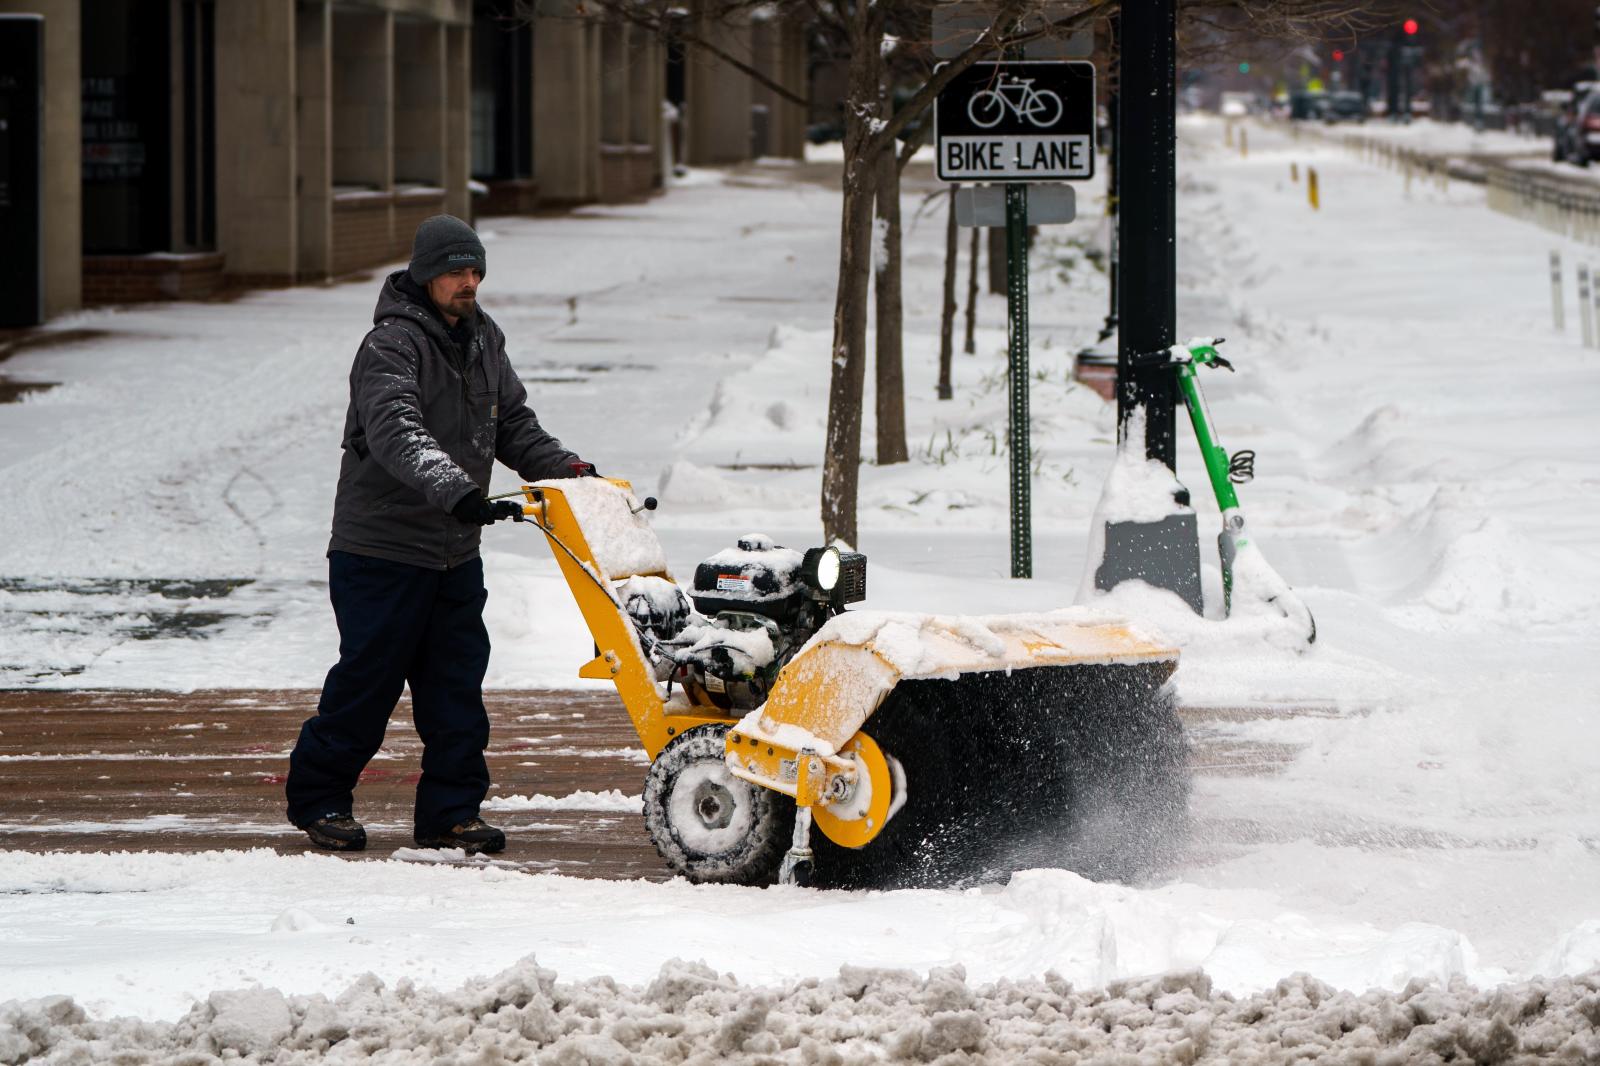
{"left": 684, "top": 14, "right": 752, "bottom": 165}
{"left": 632, "top": 31, "right": 663, "bottom": 188}
{"left": 215, "top": 0, "right": 298, "bottom": 282}
{"left": 628, "top": 27, "right": 651, "bottom": 144}
{"left": 583, "top": 21, "right": 602, "bottom": 193}
{"left": 296, "top": 0, "right": 333, "bottom": 280}
{"left": 776, "top": 17, "right": 806, "bottom": 159}
{"left": 600, "top": 22, "right": 627, "bottom": 145}
{"left": 532, "top": 1, "right": 600, "bottom": 204}
{"left": 394, "top": 18, "right": 444, "bottom": 185}
{"left": 0, "top": 0, "right": 81, "bottom": 315}
{"left": 742, "top": 15, "right": 802, "bottom": 161}
{"left": 332, "top": 7, "right": 393, "bottom": 190}
{"left": 444, "top": 23, "right": 470, "bottom": 220}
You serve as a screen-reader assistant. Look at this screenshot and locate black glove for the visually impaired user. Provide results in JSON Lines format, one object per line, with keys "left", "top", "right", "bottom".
{"left": 568, "top": 460, "right": 602, "bottom": 478}
{"left": 452, "top": 494, "right": 523, "bottom": 526}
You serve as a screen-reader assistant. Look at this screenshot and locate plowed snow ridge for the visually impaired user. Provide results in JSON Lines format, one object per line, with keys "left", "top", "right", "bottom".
{"left": 3, "top": 957, "right": 1596, "bottom": 1064}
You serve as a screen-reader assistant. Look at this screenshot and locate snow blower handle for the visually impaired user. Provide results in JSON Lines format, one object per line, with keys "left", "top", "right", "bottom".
{"left": 1185, "top": 338, "right": 1233, "bottom": 371}
{"left": 1129, "top": 337, "right": 1230, "bottom": 370}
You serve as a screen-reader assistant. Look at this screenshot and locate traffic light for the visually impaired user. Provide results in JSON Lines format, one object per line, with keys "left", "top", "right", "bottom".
{"left": 1238, "top": 61, "right": 1250, "bottom": 74}
{"left": 1332, "top": 49, "right": 1344, "bottom": 62}
{"left": 1403, "top": 18, "right": 1419, "bottom": 35}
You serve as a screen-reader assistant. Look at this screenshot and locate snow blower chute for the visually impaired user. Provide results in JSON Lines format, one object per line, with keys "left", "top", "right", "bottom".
{"left": 514, "top": 479, "right": 1188, "bottom": 889}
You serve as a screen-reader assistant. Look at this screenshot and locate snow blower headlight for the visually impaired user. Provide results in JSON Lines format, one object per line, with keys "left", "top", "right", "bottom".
{"left": 803, "top": 547, "right": 867, "bottom": 607}
{"left": 803, "top": 546, "right": 842, "bottom": 592}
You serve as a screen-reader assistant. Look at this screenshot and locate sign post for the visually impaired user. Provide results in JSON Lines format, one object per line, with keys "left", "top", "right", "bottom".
{"left": 1100, "top": 0, "right": 1204, "bottom": 613}
{"left": 1005, "top": 183, "right": 1031, "bottom": 577}
{"left": 937, "top": 59, "right": 1094, "bottom": 578}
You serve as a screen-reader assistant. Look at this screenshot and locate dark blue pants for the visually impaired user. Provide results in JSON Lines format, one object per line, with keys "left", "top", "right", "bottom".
{"left": 285, "top": 551, "right": 492, "bottom": 835}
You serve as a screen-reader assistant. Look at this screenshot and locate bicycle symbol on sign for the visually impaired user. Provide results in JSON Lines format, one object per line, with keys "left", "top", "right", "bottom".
{"left": 966, "top": 74, "right": 1064, "bottom": 129}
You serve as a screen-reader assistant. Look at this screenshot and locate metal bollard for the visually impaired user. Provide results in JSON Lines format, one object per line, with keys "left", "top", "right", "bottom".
{"left": 1580, "top": 264, "right": 1594, "bottom": 347}
{"left": 1240, "top": 128, "right": 1248, "bottom": 157}
{"left": 1551, "top": 251, "right": 1565, "bottom": 332}
{"left": 1290, "top": 161, "right": 1299, "bottom": 182}
{"left": 1590, "top": 263, "right": 1600, "bottom": 343}
{"left": 1308, "top": 167, "right": 1320, "bottom": 210}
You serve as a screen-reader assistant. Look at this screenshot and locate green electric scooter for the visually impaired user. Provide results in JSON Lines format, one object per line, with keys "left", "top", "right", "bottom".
{"left": 1137, "top": 337, "right": 1317, "bottom": 645}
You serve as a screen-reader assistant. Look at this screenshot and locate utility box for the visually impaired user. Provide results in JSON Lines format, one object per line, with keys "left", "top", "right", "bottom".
{"left": 0, "top": 15, "right": 44, "bottom": 327}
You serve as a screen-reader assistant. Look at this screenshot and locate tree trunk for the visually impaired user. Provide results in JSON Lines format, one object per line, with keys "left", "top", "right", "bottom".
{"left": 987, "top": 227, "right": 1006, "bottom": 294}
{"left": 937, "top": 185, "right": 958, "bottom": 400}
{"left": 820, "top": 24, "right": 883, "bottom": 548}
{"left": 874, "top": 143, "right": 908, "bottom": 464}
{"left": 964, "top": 225, "right": 979, "bottom": 355}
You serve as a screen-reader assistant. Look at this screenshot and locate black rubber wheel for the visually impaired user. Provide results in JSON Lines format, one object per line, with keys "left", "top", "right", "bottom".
{"left": 642, "top": 724, "right": 795, "bottom": 885}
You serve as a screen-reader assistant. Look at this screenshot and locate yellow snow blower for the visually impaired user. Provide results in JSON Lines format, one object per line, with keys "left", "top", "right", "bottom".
{"left": 515, "top": 478, "right": 1187, "bottom": 889}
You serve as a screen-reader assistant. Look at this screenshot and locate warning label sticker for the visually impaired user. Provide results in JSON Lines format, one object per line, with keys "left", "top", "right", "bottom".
{"left": 716, "top": 574, "right": 753, "bottom": 593}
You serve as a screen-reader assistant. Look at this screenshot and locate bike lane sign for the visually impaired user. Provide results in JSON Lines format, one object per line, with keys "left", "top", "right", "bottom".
{"left": 934, "top": 61, "right": 1096, "bottom": 182}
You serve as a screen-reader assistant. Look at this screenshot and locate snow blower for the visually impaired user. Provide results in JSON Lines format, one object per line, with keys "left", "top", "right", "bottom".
{"left": 512, "top": 479, "right": 1188, "bottom": 889}
{"left": 1133, "top": 338, "right": 1316, "bottom": 644}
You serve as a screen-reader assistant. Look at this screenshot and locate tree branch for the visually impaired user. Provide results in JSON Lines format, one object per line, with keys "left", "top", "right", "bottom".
{"left": 538, "top": 0, "right": 812, "bottom": 109}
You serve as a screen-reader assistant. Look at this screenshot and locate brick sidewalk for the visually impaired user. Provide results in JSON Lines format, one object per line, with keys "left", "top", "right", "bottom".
{"left": 0, "top": 688, "right": 668, "bottom": 879}
{"left": 0, "top": 688, "right": 1303, "bottom": 880}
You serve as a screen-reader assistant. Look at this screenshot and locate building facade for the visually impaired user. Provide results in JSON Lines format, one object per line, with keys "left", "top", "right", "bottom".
{"left": 0, "top": 0, "right": 807, "bottom": 322}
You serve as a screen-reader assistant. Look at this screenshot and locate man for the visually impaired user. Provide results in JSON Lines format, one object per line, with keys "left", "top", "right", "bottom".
{"left": 285, "top": 214, "right": 595, "bottom": 855}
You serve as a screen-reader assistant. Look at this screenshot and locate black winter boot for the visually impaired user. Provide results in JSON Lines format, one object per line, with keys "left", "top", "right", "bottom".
{"left": 301, "top": 813, "right": 367, "bottom": 851}
{"left": 413, "top": 817, "right": 505, "bottom": 854}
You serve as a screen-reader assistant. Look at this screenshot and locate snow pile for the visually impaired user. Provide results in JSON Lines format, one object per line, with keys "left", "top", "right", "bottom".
{"left": 615, "top": 575, "right": 690, "bottom": 638}
{"left": 481, "top": 789, "right": 640, "bottom": 813}
{"left": 3, "top": 955, "right": 1595, "bottom": 1065}
{"left": 1074, "top": 405, "right": 1195, "bottom": 606}
{"left": 697, "top": 535, "right": 806, "bottom": 604}
{"left": 674, "top": 621, "right": 777, "bottom": 668}
{"left": 734, "top": 708, "right": 838, "bottom": 758}
{"left": 539, "top": 477, "right": 668, "bottom": 579}
{"left": 655, "top": 460, "right": 796, "bottom": 513}
{"left": 807, "top": 608, "right": 1173, "bottom": 679}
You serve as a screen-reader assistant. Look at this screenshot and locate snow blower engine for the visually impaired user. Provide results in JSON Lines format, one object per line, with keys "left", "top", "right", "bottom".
{"left": 622, "top": 535, "right": 866, "bottom": 713}
{"left": 514, "top": 478, "right": 1189, "bottom": 891}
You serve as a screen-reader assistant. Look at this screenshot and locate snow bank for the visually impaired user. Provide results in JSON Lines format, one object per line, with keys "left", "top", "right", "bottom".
{"left": 806, "top": 606, "right": 1172, "bottom": 679}
{"left": 481, "top": 789, "right": 640, "bottom": 813}
{"left": 3, "top": 954, "right": 1595, "bottom": 1065}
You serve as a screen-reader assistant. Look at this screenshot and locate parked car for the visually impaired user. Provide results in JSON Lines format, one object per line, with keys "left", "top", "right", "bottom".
{"left": 1289, "top": 90, "right": 1328, "bottom": 121}
{"left": 1323, "top": 91, "right": 1368, "bottom": 123}
{"left": 1219, "top": 91, "right": 1254, "bottom": 118}
{"left": 1555, "top": 84, "right": 1600, "bottom": 166}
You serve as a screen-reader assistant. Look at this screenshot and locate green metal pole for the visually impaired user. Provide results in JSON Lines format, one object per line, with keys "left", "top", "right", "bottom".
{"left": 1005, "top": 184, "right": 1031, "bottom": 579}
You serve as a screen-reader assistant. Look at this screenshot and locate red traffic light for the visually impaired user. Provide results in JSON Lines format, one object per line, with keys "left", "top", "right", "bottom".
{"left": 1403, "top": 18, "right": 1419, "bottom": 35}
{"left": 1332, "top": 49, "right": 1344, "bottom": 61}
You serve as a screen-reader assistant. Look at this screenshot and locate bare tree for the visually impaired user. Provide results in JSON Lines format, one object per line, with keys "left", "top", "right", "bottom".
{"left": 873, "top": 142, "right": 909, "bottom": 464}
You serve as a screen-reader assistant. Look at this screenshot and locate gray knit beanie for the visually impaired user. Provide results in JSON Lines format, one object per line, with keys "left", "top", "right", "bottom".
{"left": 408, "top": 214, "right": 486, "bottom": 284}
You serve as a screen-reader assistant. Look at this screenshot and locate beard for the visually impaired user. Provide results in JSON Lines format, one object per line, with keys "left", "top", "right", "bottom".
{"left": 442, "top": 292, "right": 477, "bottom": 317}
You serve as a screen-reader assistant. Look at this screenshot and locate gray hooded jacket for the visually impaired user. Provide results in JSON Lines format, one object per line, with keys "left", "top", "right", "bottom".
{"left": 328, "top": 270, "right": 580, "bottom": 569}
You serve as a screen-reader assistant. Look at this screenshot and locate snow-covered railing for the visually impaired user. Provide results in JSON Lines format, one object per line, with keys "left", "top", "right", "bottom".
{"left": 1484, "top": 167, "right": 1600, "bottom": 246}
